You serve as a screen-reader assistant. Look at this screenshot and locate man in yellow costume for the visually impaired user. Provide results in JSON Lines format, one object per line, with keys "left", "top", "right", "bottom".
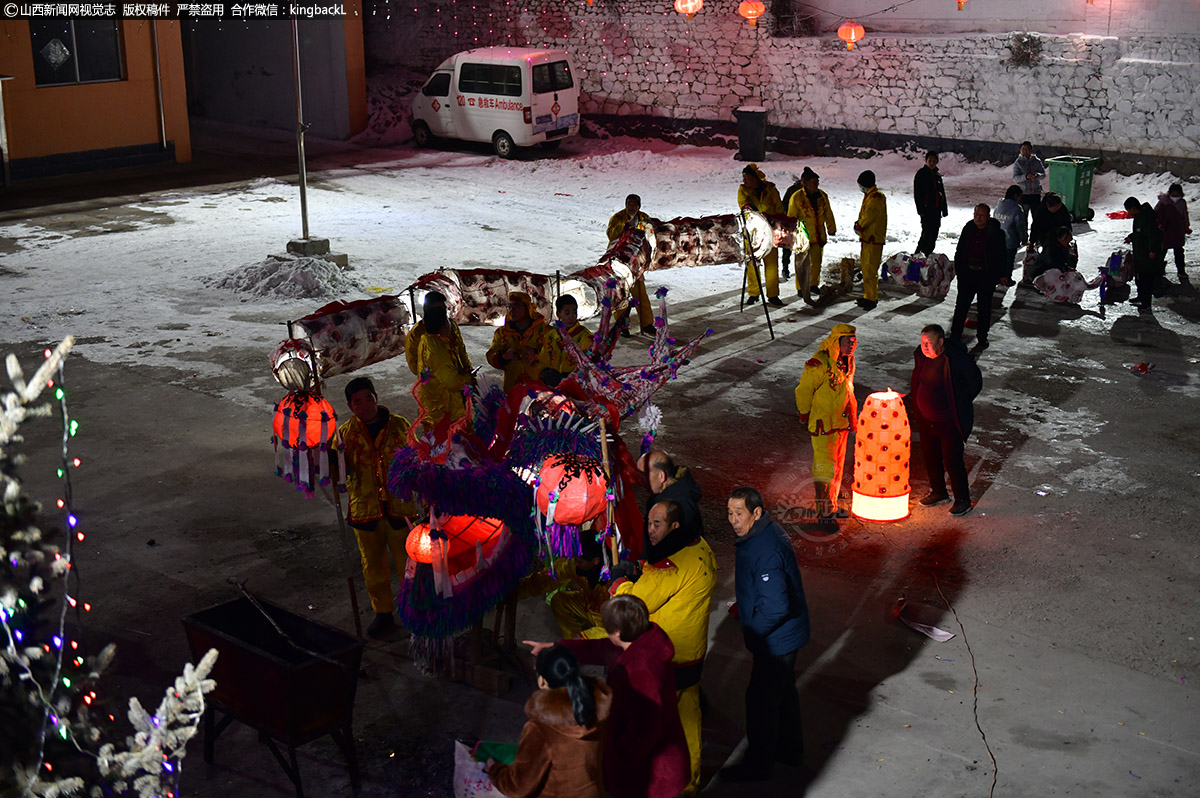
{"left": 794, "top": 324, "right": 857, "bottom": 522}
{"left": 486, "top": 291, "right": 550, "bottom": 392}
{"left": 786, "top": 167, "right": 837, "bottom": 300}
{"left": 853, "top": 169, "right": 888, "bottom": 310}
{"left": 607, "top": 193, "right": 657, "bottom": 336}
{"left": 338, "top": 377, "right": 420, "bottom": 637}
{"left": 738, "top": 163, "right": 785, "bottom": 307}
{"left": 539, "top": 294, "right": 594, "bottom": 387}
{"left": 404, "top": 291, "right": 473, "bottom": 430}
{"left": 549, "top": 500, "right": 715, "bottom": 795}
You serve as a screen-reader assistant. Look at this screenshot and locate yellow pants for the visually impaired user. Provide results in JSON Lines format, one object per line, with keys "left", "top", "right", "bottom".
{"left": 633, "top": 278, "right": 654, "bottom": 328}
{"left": 811, "top": 430, "right": 849, "bottom": 507}
{"left": 746, "top": 249, "right": 779, "bottom": 299}
{"left": 796, "top": 244, "right": 824, "bottom": 290}
{"left": 678, "top": 683, "right": 702, "bottom": 795}
{"left": 549, "top": 584, "right": 609, "bottom": 639}
{"left": 354, "top": 517, "right": 407, "bottom": 614}
{"left": 860, "top": 244, "right": 883, "bottom": 301}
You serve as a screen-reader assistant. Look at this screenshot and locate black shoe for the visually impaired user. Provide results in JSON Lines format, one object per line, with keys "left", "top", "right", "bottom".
{"left": 919, "top": 492, "right": 951, "bottom": 507}
{"left": 856, "top": 298, "right": 878, "bottom": 310}
{"left": 970, "top": 340, "right": 989, "bottom": 357}
{"left": 746, "top": 295, "right": 760, "bottom": 305}
{"left": 766, "top": 296, "right": 785, "bottom": 307}
{"left": 720, "top": 762, "right": 772, "bottom": 783}
{"left": 781, "top": 267, "right": 791, "bottom": 280}
{"left": 950, "top": 500, "right": 974, "bottom": 517}
{"left": 809, "top": 286, "right": 822, "bottom": 298}
{"left": 619, "top": 326, "right": 632, "bottom": 337}
{"left": 366, "top": 612, "right": 395, "bottom": 638}
{"left": 775, "top": 749, "right": 805, "bottom": 768}
{"left": 640, "top": 324, "right": 657, "bottom": 336}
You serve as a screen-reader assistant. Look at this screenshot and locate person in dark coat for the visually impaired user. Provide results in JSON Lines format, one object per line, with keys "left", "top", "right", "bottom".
{"left": 913, "top": 151, "right": 949, "bottom": 255}
{"left": 1029, "top": 226, "right": 1078, "bottom": 281}
{"left": 641, "top": 450, "right": 704, "bottom": 564}
{"left": 721, "top": 487, "right": 809, "bottom": 783}
{"left": 531, "top": 596, "right": 691, "bottom": 798}
{"left": 911, "top": 324, "right": 983, "bottom": 518}
{"left": 950, "top": 204, "right": 1008, "bottom": 353}
{"left": 486, "top": 645, "right": 612, "bottom": 798}
{"left": 1154, "top": 184, "right": 1189, "bottom": 277}
{"left": 1029, "top": 192, "right": 1072, "bottom": 249}
{"left": 1124, "top": 196, "right": 1164, "bottom": 310}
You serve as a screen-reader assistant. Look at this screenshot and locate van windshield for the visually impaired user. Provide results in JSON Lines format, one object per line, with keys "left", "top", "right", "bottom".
{"left": 532, "top": 61, "right": 574, "bottom": 94}
{"left": 459, "top": 63, "right": 522, "bottom": 97}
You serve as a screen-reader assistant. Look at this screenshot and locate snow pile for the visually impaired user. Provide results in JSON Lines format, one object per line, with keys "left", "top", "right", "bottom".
{"left": 206, "top": 256, "right": 362, "bottom": 299}
{"left": 352, "top": 65, "right": 426, "bottom": 147}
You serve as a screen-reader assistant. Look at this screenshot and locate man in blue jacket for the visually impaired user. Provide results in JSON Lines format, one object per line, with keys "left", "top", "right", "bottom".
{"left": 721, "top": 486, "right": 810, "bottom": 783}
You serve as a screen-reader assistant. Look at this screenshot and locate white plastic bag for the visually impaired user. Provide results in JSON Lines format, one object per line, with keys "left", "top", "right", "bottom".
{"left": 454, "top": 741, "right": 504, "bottom": 798}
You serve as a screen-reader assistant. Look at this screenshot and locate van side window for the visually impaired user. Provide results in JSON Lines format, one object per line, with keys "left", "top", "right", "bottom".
{"left": 459, "top": 63, "right": 522, "bottom": 97}
{"left": 423, "top": 73, "right": 451, "bottom": 97}
{"left": 532, "top": 61, "right": 574, "bottom": 94}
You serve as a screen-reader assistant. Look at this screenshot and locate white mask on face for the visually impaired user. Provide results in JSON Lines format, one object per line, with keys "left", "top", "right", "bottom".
{"left": 860, "top": 185, "right": 869, "bottom": 194}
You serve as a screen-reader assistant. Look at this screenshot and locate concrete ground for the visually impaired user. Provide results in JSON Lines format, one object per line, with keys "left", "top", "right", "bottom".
{"left": 3, "top": 135, "right": 1199, "bottom": 798}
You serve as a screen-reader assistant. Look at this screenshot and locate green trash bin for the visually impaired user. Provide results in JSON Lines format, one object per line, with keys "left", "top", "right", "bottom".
{"left": 1046, "top": 155, "right": 1100, "bottom": 222}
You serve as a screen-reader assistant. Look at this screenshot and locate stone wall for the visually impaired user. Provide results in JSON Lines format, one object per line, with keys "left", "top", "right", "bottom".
{"left": 364, "top": 0, "right": 1200, "bottom": 166}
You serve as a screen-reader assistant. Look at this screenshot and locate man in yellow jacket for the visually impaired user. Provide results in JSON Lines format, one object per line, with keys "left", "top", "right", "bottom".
{"left": 794, "top": 324, "right": 857, "bottom": 521}
{"left": 738, "top": 164, "right": 785, "bottom": 307}
{"left": 549, "top": 500, "right": 715, "bottom": 795}
{"left": 787, "top": 167, "right": 837, "bottom": 299}
{"left": 486, "top": 291, "right": 551, "bottom": 392}
{"left": 607, "top": 193, "right": 657, "bottom": 336}
{"left": 338, "top": 377, "right": 420, "bottom": 637}
{"left": 854, "top": 170, "right": 888, "bottom": 310}
{"left": 540, "top": 294, "right": 594, "bottom": 387}
{"left": 405, "top": 291, "right": 473, "bottom": 430}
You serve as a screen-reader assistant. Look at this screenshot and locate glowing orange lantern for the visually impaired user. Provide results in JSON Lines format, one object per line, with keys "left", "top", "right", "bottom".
{"left": 957, "top": 0, "right": 967, "bottom": 9}
{"left": 851, "top": 389, "right": 911, "bottom": 522}
{"left": 838, "top": 20, "right": 865, "bottom": 50}
{"left": 738, "top": 0, "right": 765, "bottom": 26}
{"left": 406, "top": 515, "right": 506, "bottom": 564}
{"left": 674, "top": 0, "right": 702, "bottom": 19}
{"left": 273, "top": 392, "right": 337, "bottom": 449}
{"left": 536, "top": 453, "right": 608, "bottom": 527}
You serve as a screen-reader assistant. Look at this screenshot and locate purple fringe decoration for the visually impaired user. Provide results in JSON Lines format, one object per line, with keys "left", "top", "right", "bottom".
{"left": 471, "top": 384, "right": 509, "bottom": 444}
{"left": 387, "top": 446, "right": 531, "bottom": 524}
{"left": 396, "top": 521, "right": 533, "bottom": 638}
{"left": 505, "top": 423, "right": 601, "bottom": 471}
{"left": 545, "top": 522, "right": 583, "bottom": 558}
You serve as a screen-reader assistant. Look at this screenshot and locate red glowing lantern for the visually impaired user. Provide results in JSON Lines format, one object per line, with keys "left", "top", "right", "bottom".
{"left": 851, "top": 390, "right": 911, "bottom": 522}
{"left": 536, "top": 454, "right": 608, "bottom": 527}
{"left": 674, "top": 0, "right": 702, "bottom": 19}
{"left": 738, "top": 0, "right": 765, "bottom": 26}
{"left": 838, "top": 20, "right": 865, "bottom": 50}
{"left": 272, "top": 391, "right": 340, "bottom": 495}
{"left": 406, "top": 515, "right": 506, "bottom": 564}
{"left": 957, "top": 0, "right": 967, "bottom": 9}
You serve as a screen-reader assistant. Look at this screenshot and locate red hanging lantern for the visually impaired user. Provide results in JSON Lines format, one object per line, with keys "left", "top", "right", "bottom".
{"left": 851, "top": 390, "right": 911, "bottom": 522}
{"left": 957, "top": 0, "right": 967, "bottom": 9}
{"left": 406, "top": 515, "right": 506, "bottom": 565}
{"left": 738, "top": 0, "right": 765, "bottom": 26}
{"left": 838, "top": 20, "right": 865, "bottom": 50}
{"left": 674, "top": 0, "right": 702, "bottom": 19}
{"left": 273, "top": 392, "right": 337, "bottom": 449}
{"left": 536, "top": 453, "right": 608, "bottom": 527}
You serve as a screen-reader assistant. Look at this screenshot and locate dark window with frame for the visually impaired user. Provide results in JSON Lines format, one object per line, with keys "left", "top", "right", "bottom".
{"left": 423, "top": 73, "right": 451, "bottom": 97}
{"left": 532, "top": 60, "right": 573, "bottom": 94}
{"left": 31, "top": 20, "right": 124, "bottom": 87}
{"left": 458, "top": 63, "right": 522, "bottom": 97}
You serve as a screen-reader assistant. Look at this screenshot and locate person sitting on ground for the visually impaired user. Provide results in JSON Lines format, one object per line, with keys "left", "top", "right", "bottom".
{"left": 486, "top": 291, "right": 551, "bottom": 392}
{"left": 993, "top": 185, "right": 1027, "bottom": 287}
{"left": 540, "top": 294, "right": 594, "bottom": 388}
{"left": 486, "top": 645, "right": 612, "bottom": 798}
{"left": 1029, "top": 226, "right": 1078, "bottom": 282}
{"left": 525, "top": 596, "right": 691, "bottom": 798}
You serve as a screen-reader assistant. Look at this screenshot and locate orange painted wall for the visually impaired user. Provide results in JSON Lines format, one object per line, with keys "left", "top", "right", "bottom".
{"left": 344, "top": 1, "right": 367, "bottom": 136}
{"left": 0, "top": 20, "right": 191, "bottom": 163}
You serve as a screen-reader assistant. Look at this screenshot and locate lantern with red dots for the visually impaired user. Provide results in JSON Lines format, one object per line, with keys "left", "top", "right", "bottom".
{"left": 851, "top": 389, "right": 911, "bottom": 521}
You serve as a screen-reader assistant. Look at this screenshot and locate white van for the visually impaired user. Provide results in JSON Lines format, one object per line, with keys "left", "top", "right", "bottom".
{"left": 410, "top": 47, "right": 580, "bottom": 159}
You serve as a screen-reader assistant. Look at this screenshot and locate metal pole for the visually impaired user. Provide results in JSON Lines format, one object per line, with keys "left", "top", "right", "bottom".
{"left": 150, "top": 21, "right": 167, "bottom": 150}
{"left": 290, "top": 19, "right": 310, "bottom": 240}
{"left": 738, "top": 212, "right": 775, "bottom": 339}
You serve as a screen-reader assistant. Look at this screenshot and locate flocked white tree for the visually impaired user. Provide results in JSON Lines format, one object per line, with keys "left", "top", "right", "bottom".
{"left": 1, "top": 336, "right": 217, "bottom": 797}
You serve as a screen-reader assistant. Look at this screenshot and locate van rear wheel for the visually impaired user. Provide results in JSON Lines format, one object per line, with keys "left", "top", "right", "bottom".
{"left": 493, "top": 131, "right": 517, "bottom": 159}
{"left": 412, "top": 121, "right": 433, "bottom": 148}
